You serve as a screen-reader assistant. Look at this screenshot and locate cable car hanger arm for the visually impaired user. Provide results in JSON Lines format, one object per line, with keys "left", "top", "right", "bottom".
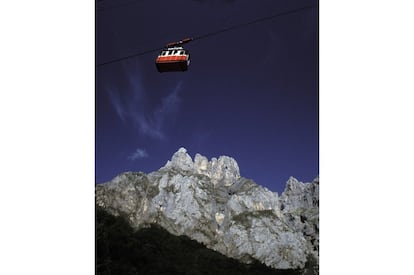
{"left": 165, "top": 37, "right": 193, "bottom": 48}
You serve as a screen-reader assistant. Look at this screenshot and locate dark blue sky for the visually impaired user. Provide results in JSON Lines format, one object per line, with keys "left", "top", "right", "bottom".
{"left": 96, "top": 0, "right": 318, "bottom": 194}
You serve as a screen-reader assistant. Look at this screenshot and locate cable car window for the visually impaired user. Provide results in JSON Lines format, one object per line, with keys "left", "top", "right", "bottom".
{"left": 173, "top": 50, "right": 177, "bottom": 55}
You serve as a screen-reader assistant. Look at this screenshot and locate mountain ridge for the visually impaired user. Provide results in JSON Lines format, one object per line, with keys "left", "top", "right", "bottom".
{"left": 96, "top": 147, "right": 319, "bottom": 272}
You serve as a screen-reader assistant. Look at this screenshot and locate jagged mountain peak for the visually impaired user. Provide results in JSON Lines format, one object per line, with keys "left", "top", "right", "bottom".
{"left": 164, "top": 147, "right": 193, "bottom": 171}
{"left": 163, "top": 147, "right": 240, "bottom": 187}
{"left": 96, "top": 149, "right": 318, "bottom": 273}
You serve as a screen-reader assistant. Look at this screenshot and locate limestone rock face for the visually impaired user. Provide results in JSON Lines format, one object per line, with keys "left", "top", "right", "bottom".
{"left": 164, "top": 147, "right": 194, "bottom": 171}
{"left": 96, "top": 148, "right": 319, "bottom": 272}
{"left": 280, "top": 176, "right": 319, "bottom": 263}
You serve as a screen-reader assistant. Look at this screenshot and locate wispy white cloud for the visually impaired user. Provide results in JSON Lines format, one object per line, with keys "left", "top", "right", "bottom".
{"left": 107, "top": 88, "right": 127, "bottom": 122}
{"left": 106, "top": 65, "right": 182, "bottom": 140}
{"left": 128, "top": 148, "right": 148, "bottom": 161}
{"left": 138, "top": 82, "right": 181, "bottom": 139}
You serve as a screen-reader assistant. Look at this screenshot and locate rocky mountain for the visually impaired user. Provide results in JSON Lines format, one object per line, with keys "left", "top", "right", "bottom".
{"left": 96, "top": 148, "right": 319, "bottom": 272}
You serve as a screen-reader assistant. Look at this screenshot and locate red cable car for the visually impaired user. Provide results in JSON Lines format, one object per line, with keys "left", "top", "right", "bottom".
{"left": 155, "top": 38, "right": 192, "bottom": 73}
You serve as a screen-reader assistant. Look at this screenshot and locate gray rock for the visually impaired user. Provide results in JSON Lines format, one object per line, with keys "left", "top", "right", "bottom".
{"left": 96, "top": 148, "right": 319, "bottom": 271}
